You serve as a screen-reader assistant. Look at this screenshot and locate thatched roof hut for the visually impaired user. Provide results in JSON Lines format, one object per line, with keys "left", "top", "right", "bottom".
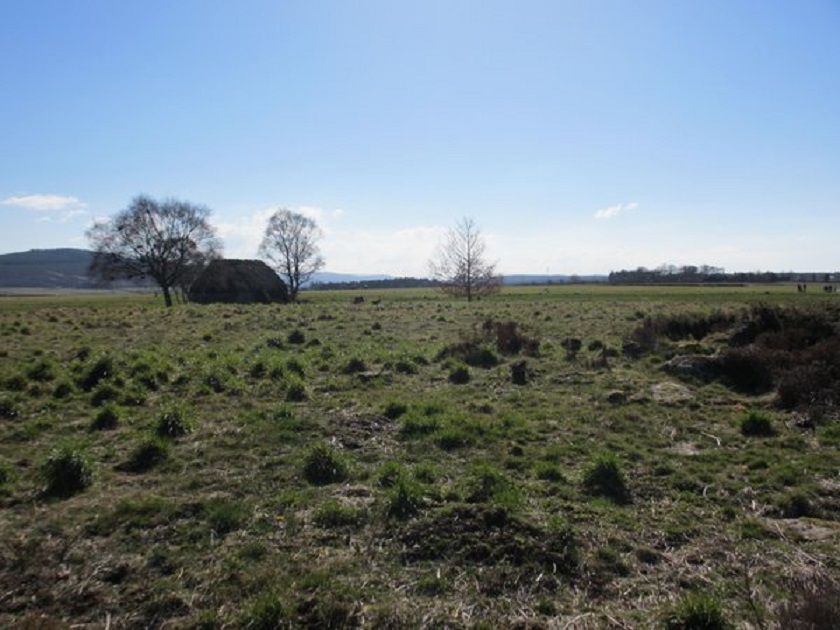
{"left": 189, "top": 259, "right": 289, "bottom": 304}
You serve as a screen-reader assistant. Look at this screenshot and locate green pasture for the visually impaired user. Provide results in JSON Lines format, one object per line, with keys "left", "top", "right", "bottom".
{"left": 0, "top": 284, "right": 837, "bottom": 628}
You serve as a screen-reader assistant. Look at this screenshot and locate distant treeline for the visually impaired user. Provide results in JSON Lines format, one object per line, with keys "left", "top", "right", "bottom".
{"left": 609, "top": 265, "right": 837, "bottom": 285}
{"left": 308, "top": 277, "right": 443, "bottom": 291}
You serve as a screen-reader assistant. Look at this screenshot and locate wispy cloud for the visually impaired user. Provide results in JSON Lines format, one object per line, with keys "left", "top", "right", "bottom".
{"left": 594, "top": 202, "right": 638, "bottom": 220}
{"left": 1, "top": 194, "right": 87, "bottom": 212}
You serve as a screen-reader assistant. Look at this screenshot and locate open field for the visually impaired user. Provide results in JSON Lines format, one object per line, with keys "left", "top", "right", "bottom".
{"left": 1, "top": 285, "right": 838, "bottom": 628}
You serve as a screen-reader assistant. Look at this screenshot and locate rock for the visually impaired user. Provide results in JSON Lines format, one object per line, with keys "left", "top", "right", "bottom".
{"left": 652, "top": 382, "right": 694, "bottom": 404}
{"left": 662, "top": 354, "right": 720, "bottom": 382}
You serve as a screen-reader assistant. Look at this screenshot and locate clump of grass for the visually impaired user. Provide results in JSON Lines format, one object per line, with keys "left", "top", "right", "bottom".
{"left": 40, "top": 443, "right": 93, "bottom": 498}
{"left": 0, "top": 459, "right": 12, "bottom": 487}
{"left": 387, "top": 476, "right": 423, "bottom": 520}
{"left": 205, "top": 498, "right": 248, "bottom": 534}
{"left": 285, "top": 359, "right": 306, "bottom": 377}
{"left": 434, "top": 425, "right": 474, "bottom": 450}
{"left": 314, "top": 500, "right": 366, "bottom": 528}
{"left": 448, "top": 364, "right": 470, "bottom": 384}
{"left": 52, "top": 380, "right": 74, "bottom": 399}
{"left": 156, "top": 408, "right": 192, "bottom": 439}
{"left": 4, "top": 374, "right": 28, "bottom": 392}
{"left": 91, "top": 383, "right": 120, "bottom": 407}
{"left": 287, "top": 329, "right": 306, "bottom": 344}
{"left": 342, "top": 357, "right": 367, "bottom": 374}
{"left": 302, "top": 443, "right": 348, "bottom": 485}
{"left": 582, "top": 453, "right": 630, "bottom": 504}
{"left": 377, "top": 461, "right": 404, "bottom": 488}
{"left": 739, "top": 410, "right": 776, "bottom": 437}
{"left": 27, "top": 359, "right": 57, "bottom": 382}
{"left": 400, "top": 414, "right": 440, "bottom": 437}
{"left": 122, "top": 436, "right": 170, "bottom": 473}
{"left": 464, "top": 463, "right": 518, "bottom": 506}
{"left": 394, "top": 359, "right": 418, "bottom": 375}
{"left": 79, "top": 355, "right": 115, "bottom": 392}
{"left": 663, "top": 592, "right": 732, "bottom": 629}
{"left": 285, "top": 381, "right": 308, "bottom": 402}
{"left": 382, "top": 401, "right": 408, "bottom": 420}
{"left": 245, "top": 593, "right": 290, "bottom": 630}
{"left": 778, "top": 490, "right": 815, "bottom": 518}
{"left": 534, "top": 461, "right": 566, "bottom": 483}
{"left": 0, "top": 395, "right": 21, "bottom": 419}
{"left": 91, "top": 404, "right": 120, "bottom": 431}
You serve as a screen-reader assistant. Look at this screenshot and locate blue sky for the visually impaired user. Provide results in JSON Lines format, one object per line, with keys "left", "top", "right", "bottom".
{"left": 2, "top": 1, "right": 838, "bottom": 276}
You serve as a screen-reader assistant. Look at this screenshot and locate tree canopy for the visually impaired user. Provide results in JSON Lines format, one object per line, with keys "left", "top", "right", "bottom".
{"left": 86, "top": 195, "right": 222, "bottom": 307}
{"left": 429, "top": 217, "right": 501, "bottom": 302}
{"left": 259, "top": 208, "right": 324, "bottom": 301}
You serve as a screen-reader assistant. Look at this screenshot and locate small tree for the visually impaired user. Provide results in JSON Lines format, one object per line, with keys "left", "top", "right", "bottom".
{"left": 259, "top": 208, "right": 324, "bottom": 301}
{"left": 429, "top": 217, "right": 501, "bottom": 302}
{"left": 87, "top": 195, "right": 221, "bottom": 307}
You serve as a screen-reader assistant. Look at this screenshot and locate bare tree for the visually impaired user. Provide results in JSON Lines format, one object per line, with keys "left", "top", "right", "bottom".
{"left": 429, "top": 217, "right": 501, "bottom": 302}
{"left": 259, "top": 208, "right": 325, "bottom": 301}
{"left": 86, "top": 195, "right": 222, "bottom": 307}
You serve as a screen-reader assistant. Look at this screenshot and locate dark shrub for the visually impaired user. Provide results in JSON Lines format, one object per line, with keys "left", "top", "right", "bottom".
{"left": 717, "top": 347, "right": 774, "bottom": 393}
{"left": 0, "top": 396, "right": 20, "bottom": 419}
{"left": 287, "top": 329, "right": 306, "bottom": 344}
{"left": 91, "top": 383, "right": 120, "bottom": 407}
{"left": 382, "top": 402, "right": 408, "bottom": 420}
{"left": 27, "top": 360, "right": 56, "bottom": 382}
{"left": 739, "top": 411, "right": 776, "bottom": 437}
{"left": 510, "top": 360, "right": 530, "bottom": 385}
{"left": 483, "top": 319, "right": 539, "bottom": 355}
{"left": 123, "top": 437, "right": 169, "bottom": 473}
{"left": 91, "top": 404, "right": 120, "bottom": 431}
{"left": 302, "top": 443, "right": 348, "bottom": 485}
{"left": 561, "top": 337, "right": 583, "bottom": 359}
{"left": 394, "top": 359, "right": 418, "bottom": 375}
{"left": 779, "top": 491, "right": 815, "bottom": 518}
{"left": 434, "top": 426, "right": 474, "bottom": 450}
{"left": 777, "top": 572, "right": 840, "bottom": 629}
{"left": 582, "top": 453, "right": 630, "bottom": 504}
{"left": 285, "top": 382, "right": 308, "bottom": 402}
{"left": 5, "top": 374, "right": 28, "bottom": 392}
{"left": 80, "top": 355, "right": 115, "bottom": 392}
{"left": 41, "top": 444, "right": 93, "bottom": 497}
{"left": 285, "top": 359, "right": 305, "bottom": 377}
{"left": 156, "top": 409, "right": 192, "bottom": 439}
{"left": 777, "top": 362, "right": 834, "bottom": 410}
{"left": 448, "top": 365, "right": 470, "bottom": 384}
{"left": 342, "top": 357, "right": 367, "bottom": 374}
{"left": 52, "top": 380, "right": 74, "bottom": 399}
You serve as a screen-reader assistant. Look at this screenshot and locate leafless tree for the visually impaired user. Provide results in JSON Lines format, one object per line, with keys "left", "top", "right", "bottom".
{"left": 259, "top": 208, "right": 324, "bottom": 301}
{"left": 429, "top": 217, "right": 501, "bottom": 302}
{"left": 86, "top": 195, "right": 222, "bottom": 307}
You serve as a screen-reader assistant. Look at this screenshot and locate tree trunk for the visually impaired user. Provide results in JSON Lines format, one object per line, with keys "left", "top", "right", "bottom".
{"left": 162, "top": 285, "right": 173, "bottom": 307}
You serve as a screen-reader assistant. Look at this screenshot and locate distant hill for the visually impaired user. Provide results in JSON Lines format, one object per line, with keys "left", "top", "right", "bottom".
{"left": 0, "top": 248, "right": 96, "bottom": 288}
{"left": 0, "top": 248, "right": 609, "bottom": 290}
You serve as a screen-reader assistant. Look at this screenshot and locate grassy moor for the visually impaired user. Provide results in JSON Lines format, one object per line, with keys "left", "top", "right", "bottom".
{"left": 1, "top": 285, "right": 839, "bottom": 628}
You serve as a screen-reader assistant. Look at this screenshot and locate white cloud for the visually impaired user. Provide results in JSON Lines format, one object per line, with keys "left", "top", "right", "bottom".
{"left": 215, "top": 205, "right": 346, "bottom": 259}
{"left": 594, "top": 202, "right": 638, "bottom": 220}
{"left": 1, "top": 194, "right": 87, "bottom": 212}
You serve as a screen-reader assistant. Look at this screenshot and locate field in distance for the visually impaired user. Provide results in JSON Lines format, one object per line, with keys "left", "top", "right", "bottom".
{"left": 1, "top": 285, "right": 838, "bottom": 628}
